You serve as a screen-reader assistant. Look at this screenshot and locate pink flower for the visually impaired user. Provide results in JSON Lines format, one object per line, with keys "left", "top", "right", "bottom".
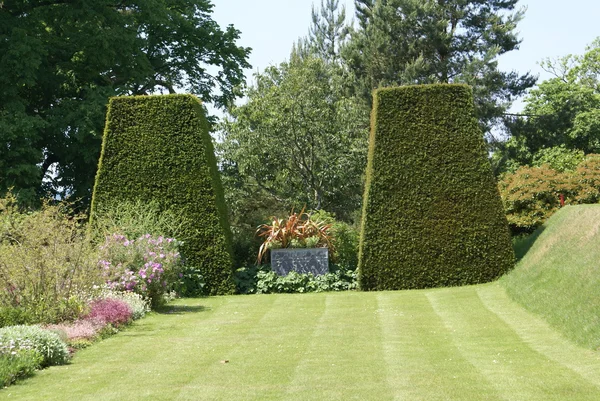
{"left": 87, "top": 298, "right": 132, "bottom": 326}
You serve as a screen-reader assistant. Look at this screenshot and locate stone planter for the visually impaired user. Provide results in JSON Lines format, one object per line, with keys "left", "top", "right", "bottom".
{"left": 271, "top": 248, "right": 329, "bottom": 276}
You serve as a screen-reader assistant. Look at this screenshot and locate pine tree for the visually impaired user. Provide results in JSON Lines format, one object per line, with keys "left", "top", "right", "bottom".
{"left": 345, "top": 0, "right": 536, "bottom": 133}
{"left": 308, "top": 0, "right": 348, "bottom": 63}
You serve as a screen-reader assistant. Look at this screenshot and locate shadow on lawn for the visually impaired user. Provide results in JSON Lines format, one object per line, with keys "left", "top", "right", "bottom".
{"left": 155, "top": 304, "right": 208, "bottom": 315}
{"left": 512, "top": 226, "right": 545, "bottom": 261}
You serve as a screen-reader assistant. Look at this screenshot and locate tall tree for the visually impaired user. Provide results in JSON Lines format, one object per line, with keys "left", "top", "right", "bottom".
{"left": 345, "top": 0, "right": 536, "bottom": 133}
{"left": 308, "top": 0, "right": 348, "bottom": 63}
{"left": 0, "top": 0, "right": 250, "bottom": 205}
{"left": 496, "top": 38, "right": 600, "bottom": 172}
{"left": 218, "top": 56, "right": 368, "bottom": 223}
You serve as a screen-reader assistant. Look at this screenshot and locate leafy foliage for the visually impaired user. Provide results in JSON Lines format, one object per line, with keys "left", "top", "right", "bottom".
{"left": 499, "top": 154, "right": 600, "bottom": 233}
{"left": 532, "top": 146, "right": 585, "bottom": 172}
{"left": 0, "top": 307, "right": 37, "bottom": 329}
{"left": 0, "top": 348, "right": 42, "bottom": 388}
{"left": 252, "top": 268, "right": 357, "bottom": 294}
{"left": 0, "top": 193, "right": 101, "bottom": 324}
{"left": 0, "top": 325, "right": 69, "bottom": 368}
{"left": 309, "top": 209, "right": 360, "bottom": 269}
{"left": 90, "top": 94, "right": 234, "bottom": 295}
{"left": 306, "top": 0, "right": 349, "bottom": 63}
{"left": 89, "top": 199, "right": 189, "bottom": 245}
{"left": 499, "top": 165, "right": 573, "bottom": 234}
{"left": 358, "top": 85, "right": 514, "bottom": 291}
{"left": 0, "top": 0, "right": 250, "bottom": 205}
{"left": 498, "top": 38, "right": 600, "bottom": 171}
{"left": 218, "top": 55, "right": 369, "bottom": 224}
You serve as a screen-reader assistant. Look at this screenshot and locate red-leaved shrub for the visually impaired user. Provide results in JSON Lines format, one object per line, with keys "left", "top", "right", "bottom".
{"left": 86, "top": 298, "right": 132, "bottom": 327}
{"left": 499, "top": 154, "right": 600, "bottom": 233}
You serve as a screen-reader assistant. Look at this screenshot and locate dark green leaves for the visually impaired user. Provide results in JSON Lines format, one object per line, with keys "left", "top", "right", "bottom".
{"left": 358, "top": 85, "right": 514, "bottom": 290}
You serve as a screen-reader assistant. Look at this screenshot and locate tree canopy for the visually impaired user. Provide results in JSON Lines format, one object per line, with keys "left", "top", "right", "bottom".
{"left": 218, "top": 55, "right": 368, "bottom": 224}
{"left": 0, "top": 0, "right": 250, "bottom": 204}
{"left": 344, "top": 0, "right": 536, "bottom": 133}
{"left": 496, "top": 38, "right": 600, "bottom": 172}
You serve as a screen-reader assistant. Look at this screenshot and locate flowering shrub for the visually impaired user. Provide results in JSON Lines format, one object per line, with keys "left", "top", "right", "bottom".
{"left": 97, "top": 289, "right": 150, "bottom": 320}
{"left": 86, "top": 298, "right": 132, "bottom": 327}
{"left": 99, "top": 234, "right": 183, "bottom": 307}
{"left": 45, "top": 319, "right": 104, "bottom": 342}
{"left": 0, "top": 325, "right": 69, "bottom": 367}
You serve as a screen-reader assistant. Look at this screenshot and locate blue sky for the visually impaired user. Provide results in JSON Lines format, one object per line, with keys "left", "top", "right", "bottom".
{"left": 213, "top": 0, "right": 600, "bottom": 110}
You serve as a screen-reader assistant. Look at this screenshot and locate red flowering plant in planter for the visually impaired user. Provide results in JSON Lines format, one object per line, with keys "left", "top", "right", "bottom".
{"left": 256, "top": 208, "right": 334, "bottom": 264}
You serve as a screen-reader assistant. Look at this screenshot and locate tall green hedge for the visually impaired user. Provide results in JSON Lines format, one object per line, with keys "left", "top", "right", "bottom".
{"left": 90, "top": 94, "right": 234, "bottom": 295}
{"left": 358, "top": 85, "right": 514, "bottom": 291}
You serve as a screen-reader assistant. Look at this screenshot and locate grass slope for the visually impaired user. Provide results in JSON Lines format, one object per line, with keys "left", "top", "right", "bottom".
{"left": 3, "top": 286, "right": 600, "bottom": 400}
{"left": 502, "top": 205, "right": 600, "bottom": 349}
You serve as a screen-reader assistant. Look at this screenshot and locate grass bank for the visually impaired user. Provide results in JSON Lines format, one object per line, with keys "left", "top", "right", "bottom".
{"left": 502, "top": 205, "right": 600, "bottom": 349}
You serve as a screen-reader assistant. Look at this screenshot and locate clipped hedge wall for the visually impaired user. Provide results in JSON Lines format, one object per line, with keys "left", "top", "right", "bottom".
{"left": 90, "top": 94, "right": 234, "bottom": 295}
{"left": 358, "top": 85, "right": 514, "bottom": 291}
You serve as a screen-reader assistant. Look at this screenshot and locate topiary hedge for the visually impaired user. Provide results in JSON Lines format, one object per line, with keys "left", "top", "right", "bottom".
{"left": 358, "top": 84, "right": 514, "bottom": 291}
{"left": 90, "top": 94, "right": 234, "bottom": 295}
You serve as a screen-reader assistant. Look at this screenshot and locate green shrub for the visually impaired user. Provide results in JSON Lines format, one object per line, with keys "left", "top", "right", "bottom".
{"left": 311, "top": 210, "right": 360, "bottom": 270}
{"left": 499, "top": 165, "right": 575, "bottom": 234}
{"left": 90, "top": 94, "right": 234, "bottom": 295}
{"left": 358, "top": 85, "right": 514, "bottom": 291}
{"left": 0, "top": 307, "right": 36, "bottom": 328}
{"left": 499, "top": 154, "right": 600, "bottom": 234}
{"left": 532, "top": 146, "right": 585, "bottom": 172}
{"left": 233, "top": 265, "right": 266, "bottom": 294}
{"left": 89, "top": 199, "right": 189, "bottom": 245}
{"left": 0, "top": 193, "right": 100, "bottom": 323}
{"left": 0, "top": 349, "right": 42, "bottom": 388}
{"left": 0, "top": 325, "right": 69, "bottom": 367}
{"left": 239, "top": 266, "right": 357, "bottom": 294}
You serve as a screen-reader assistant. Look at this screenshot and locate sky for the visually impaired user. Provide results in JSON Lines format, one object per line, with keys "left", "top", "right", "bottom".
{"left": 212, "top": 0, "right": 600, "bottom": 111}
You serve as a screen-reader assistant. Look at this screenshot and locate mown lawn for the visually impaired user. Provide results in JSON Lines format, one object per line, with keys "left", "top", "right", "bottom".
{"left": 3, "top": 284, "right": 600, "bottom": 401}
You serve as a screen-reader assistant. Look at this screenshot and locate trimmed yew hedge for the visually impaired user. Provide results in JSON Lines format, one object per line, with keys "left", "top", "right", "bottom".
{"left": 90, "top": 94, "right": 234, "bottom": 295}
{"left": 358, "top": 85, "right": 514, "bottom": 291}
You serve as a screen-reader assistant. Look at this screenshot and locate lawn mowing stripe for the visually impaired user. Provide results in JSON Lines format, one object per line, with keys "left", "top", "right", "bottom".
{"left": 284, "top": 292, "right": 394, "bottom": 401}
{"left": 426, "top": 286, "right": 600, "bottom": 401}
{"left": 377, "top": 291, "right": 502, "bottom": 401}
{"left": 477, "top": 284, "right": 600, "bottom": 389}
{"left": 173, "top": 293, "right": 327, "bottom": 401}
{"left": 96, "top": 295, "right": 277, "bottom": 401}
{"left": 3, "top": 296, "right": 274, "bottom": 401}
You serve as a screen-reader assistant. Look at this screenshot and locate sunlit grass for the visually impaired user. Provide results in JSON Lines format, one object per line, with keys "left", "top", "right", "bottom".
{"left": 502, "top": 205, "right": 600, "bottom": 349}
{"left": 4, "top": 284, "right": 600, "bottom": 400}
